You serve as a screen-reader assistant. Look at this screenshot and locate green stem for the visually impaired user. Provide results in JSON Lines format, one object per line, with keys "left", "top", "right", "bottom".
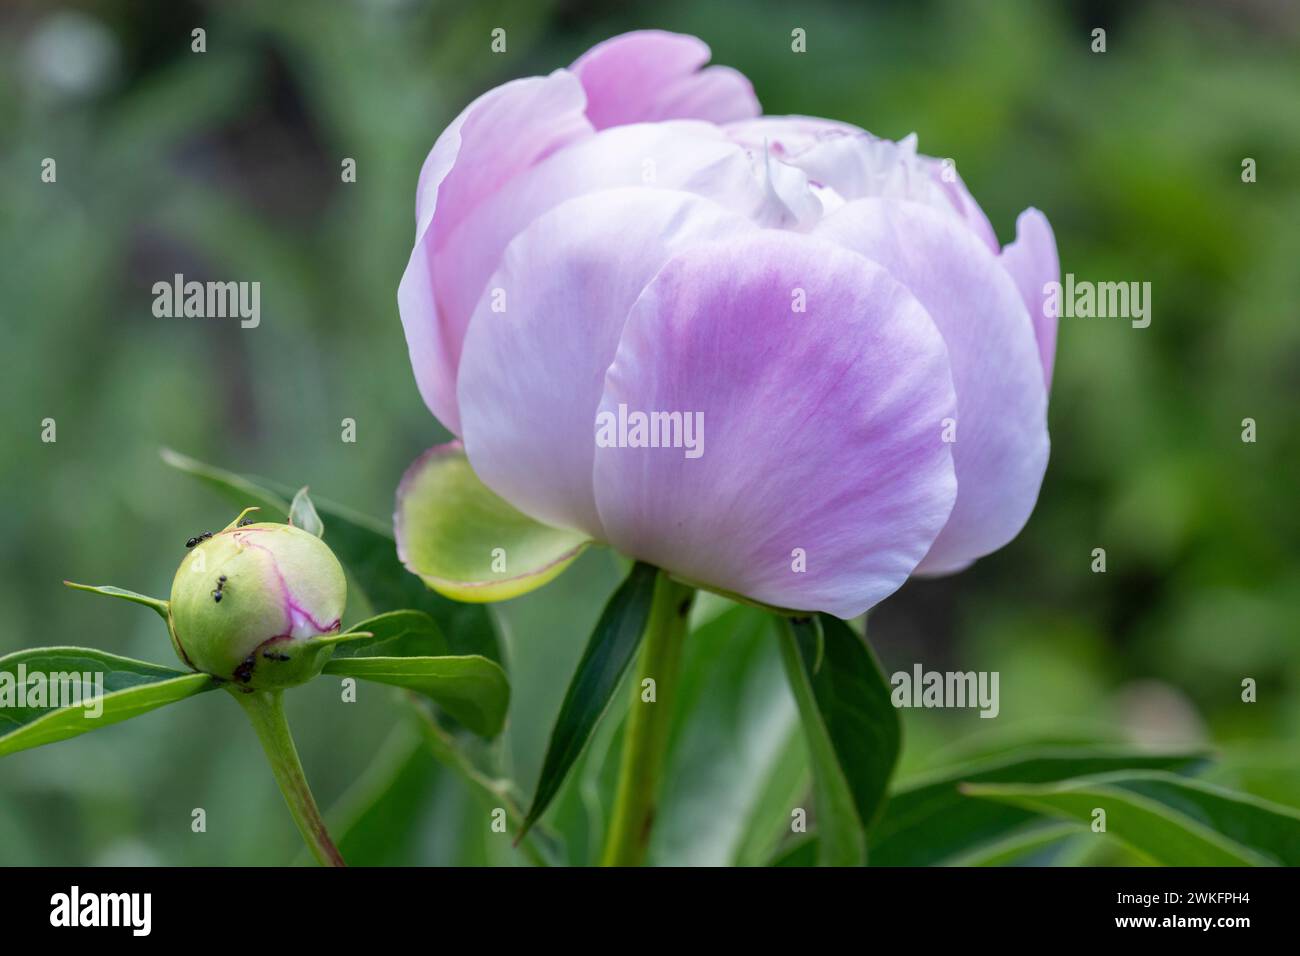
{"left": 407, "top": 693, "right": 552, "bottom": 867}
{"left": 600, "top": 570, "right": 695, "bottom": 866}
{"left": 231, "top": 688, "right": 346, "bottom": 867}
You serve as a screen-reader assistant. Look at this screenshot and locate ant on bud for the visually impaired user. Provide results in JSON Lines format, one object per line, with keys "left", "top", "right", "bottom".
{"left": 212, "top": 574, "right": 227, "bottom": 603}
{"left": 184, "top": 530, "right": 215, "bottom": 549}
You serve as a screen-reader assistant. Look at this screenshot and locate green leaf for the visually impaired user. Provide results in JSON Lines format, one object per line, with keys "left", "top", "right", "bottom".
{"left": 769, "top": 834, "right": 819, "bottom": 867}
{"left": 320, "top": 696, "right": 561, "bottom": 867}
{"left": 325, "top": 610, "right": 450, "bottom": 659}
{"left": 521, "top": 562, "right": 660, "bottom": 837}
{"left": 777, "top": 614, "right": 900, "bottom": 865}
{"left": 963, "top": 770, "right": 1300, "bottom": 866}
{"left": 394, "top": 443, "right": 589, "bottom": 603}
{"left": 644, "top": 604, "right": 807, "bottom": 866}
{"left": 160, "top": 447, "right": 290, "bottom": 514}
{"left": 0, "top": 647, "right": 217, "bottom": 757}
{"left": 324, "top": 723, "right": 441, "bottom": 866}
{"left": 323, "top": 655, "right": 509, "bottom": 738}
{"left": 941, "top": 822, "right": 1081, "bottom": 866}
{"left": 160, "top": 447, "right": 501, "bottom": 662}
{"left": 62, "top": 582, "right": 169, "bottom": 621}
{"left": 289, "top": 486, "right": 324, "bottom": 537}
{"left": 869, "top": 748, "right": 1209, "bottom": 866}
{"left": 408, "top": 700, "right": 564, "bottom": 866}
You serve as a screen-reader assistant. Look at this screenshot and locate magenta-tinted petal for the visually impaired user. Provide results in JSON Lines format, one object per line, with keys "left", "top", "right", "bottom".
{"left": 400, "top": 71, "right": 592, "bottom": 433}
{"left": 815, "top": 198, "right": 1049, "bottom": 575}
{"left": 999, "top": 207, "right": 1060, "bottom": 389}
{"left": 414, "top": 71, "right": 590, "bottom": 242}
{"left": 432, "top": 122, "right": 765, "bottom": 404}
{"left": 571, "top": 30, "right": 759, "bottom": 129}
{"left": 457, "top": 188, "right": 755, "bottom": 539}
{"left": 592, "top": 232, "right": 957, "bottom": 618}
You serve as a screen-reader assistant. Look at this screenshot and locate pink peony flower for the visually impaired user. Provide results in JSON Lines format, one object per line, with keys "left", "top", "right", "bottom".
{"left": 397, "top": 30, "right": 1058, "bottom": 618}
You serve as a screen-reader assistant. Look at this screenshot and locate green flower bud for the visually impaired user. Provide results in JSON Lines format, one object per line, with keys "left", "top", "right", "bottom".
{"left": 168, "top": 517, "right": 346, "bottom": 689}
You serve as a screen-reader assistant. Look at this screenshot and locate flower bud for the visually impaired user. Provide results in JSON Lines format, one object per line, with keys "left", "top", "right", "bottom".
{"left": 168, "top": 519, "right": 346, "bottom": 689}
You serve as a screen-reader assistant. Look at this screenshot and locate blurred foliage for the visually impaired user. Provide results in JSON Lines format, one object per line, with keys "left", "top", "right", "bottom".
{"left": 0, "top": 0, "right": 1297, "bottom": 864}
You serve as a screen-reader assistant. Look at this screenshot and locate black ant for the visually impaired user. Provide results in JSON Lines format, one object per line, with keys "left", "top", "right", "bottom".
{"left": 185, "top": 531, "right": 214, "bottom": 549}
{"left": 238, "top": 518, "right": 255, "bottom": 527}
{"left": 211, "top": 574, "right": 227, "bottom": 603}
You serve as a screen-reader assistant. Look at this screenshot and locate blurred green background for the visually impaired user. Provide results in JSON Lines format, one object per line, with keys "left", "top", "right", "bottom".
{"left": 1, "top": 0, "right": 1297, "bottom": 865}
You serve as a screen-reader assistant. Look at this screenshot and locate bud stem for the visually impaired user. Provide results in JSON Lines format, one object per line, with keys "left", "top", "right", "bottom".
{"left": 600, "top": 570, "right": 694, "bottom": 866}
{"left": 231, "top": 688, "right": 346, "bottom": 867}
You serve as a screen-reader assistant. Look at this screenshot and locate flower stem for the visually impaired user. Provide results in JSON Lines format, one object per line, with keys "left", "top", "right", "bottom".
{"left": 230, "top": 687, "right": 346, "bottom": 867}
{"left": 600, "top": 570, "right": 695, "bottom": 866}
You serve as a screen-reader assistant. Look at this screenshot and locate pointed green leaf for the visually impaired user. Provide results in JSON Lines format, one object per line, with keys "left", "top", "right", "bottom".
{"left": 160, "top": 447, "right": 290, "bottom": 513}
{"left": 62, "top": 582, "right": 169, "bottom": 621}
{"left": 870, "top": 748, "right": 1209, "bottom": 866}
{"left": 395, "top": 443, "right": 589, "bottom": 603}
{"left": 289, "top": 486, "right": 324, "bottom": 537}
{"left": 326, "top": 610, "right": 449, "bottom": 659}
{"left": 777, "top": 614, "right": 900, "bottom": 865}
{"left": 323, "top": 724, "right": 442, "bottom": 866}
{"left": 962, "top": 770, "right": 1300, "bottom": 866}
{"left": 322, "top": 655, "right": 508, "bottom": 738}
{"left": 521, "top": 562, "right": 660, "bottom": 837}
{"left": 769, "top": 834, "right": 819, "bottom": 867}
{"left": 0, "top": 647, "right": 217, "bottom": 757}
{"left": 160, "top": 447, "right": 501, "bottom": 662}
{"left": 941, "top": 822, "right": 1081, "bottom": 866}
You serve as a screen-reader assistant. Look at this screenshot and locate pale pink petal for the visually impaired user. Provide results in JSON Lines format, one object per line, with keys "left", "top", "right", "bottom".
{"left": 571, "top": 30, "right": 759, "bottom": 129}
{"left": 726, "top": 117, "right": 999, "bottom": 250}
{"left": 433, "top": 122, "right": 767, "bottom": 413}
{"left": 592, "top": 231, "right": 958, "bottom": 618}
{"left": 457, "top": 188, "right": 756, "bottom": 539}
{"left": 400, "top": 71, "right": 592, "bottom": 433}
{"left": 999, "top": 207, "right": 1060, "bottom": 389}
{"left": 414, "top": 71, "right": 591, "bottom": 241}
{"left": 815, "top": 198, "right": 1049, "bottom": 575}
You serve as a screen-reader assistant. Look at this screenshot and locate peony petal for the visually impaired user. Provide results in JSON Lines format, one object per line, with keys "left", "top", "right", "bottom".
{"left": 726, "top": 118, "right": 999, "bottom": 250}
{"left": 999, "top": 207, "right": 1060, "bottom": 389}
{"left": 571, "top": 30, "right": 759, "bottom": 129}
{"left": 432, "top": 122, "right": 766, "bottom": 431}
{"left": 592, "top": 231, "right": 958, "bottom": 618}
{"left": 400, "top": 71, "right": 593, "bottom": 433}
{"left": 457, "top": 188, "right": 756, "bottom": 539}
{"left": 815, "top": 198, "right": 1049, "bottom": 574}
{"left": 414, "top": 71, "right": 591, "bottom": 242}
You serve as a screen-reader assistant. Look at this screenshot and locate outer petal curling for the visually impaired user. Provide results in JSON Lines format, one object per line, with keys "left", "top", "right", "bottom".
{"left": 400, "top": 70, "right": 593, "bottom": 433}
{"left": 571, "top": 30, "right": 760, "bottom": 129}
{"left": 432, "top": 122, "right": 767, "bottom": 415}
{"left": 999, "top": 207, "right": 1060, "bottom": 389}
